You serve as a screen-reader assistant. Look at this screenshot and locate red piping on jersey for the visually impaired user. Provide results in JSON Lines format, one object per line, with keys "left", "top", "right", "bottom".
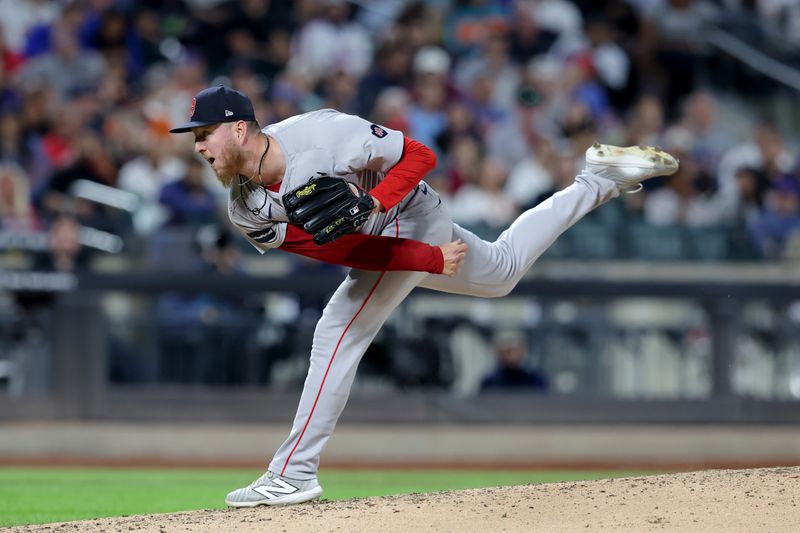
{"left": 280, "top": 219, "right": 401, "bottom": 476}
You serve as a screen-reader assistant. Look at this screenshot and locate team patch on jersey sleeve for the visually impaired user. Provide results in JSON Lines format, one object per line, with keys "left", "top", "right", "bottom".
{"left": 370, "top": 124, "right": 388, "bottom": 138}
{"left": 247, "top": 226, "right": 278, "bottom": 244}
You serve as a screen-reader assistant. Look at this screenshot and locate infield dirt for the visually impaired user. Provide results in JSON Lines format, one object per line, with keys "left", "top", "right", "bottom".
{"left": 7, "top": 466, "right": 800, "bottom": 532}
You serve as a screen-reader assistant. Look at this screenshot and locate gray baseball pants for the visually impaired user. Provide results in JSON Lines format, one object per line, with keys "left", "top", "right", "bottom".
{"left": 269, "top": 171, "right": 619, "bottom": 479}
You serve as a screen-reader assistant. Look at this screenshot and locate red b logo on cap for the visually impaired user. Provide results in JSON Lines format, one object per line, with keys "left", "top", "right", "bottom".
{"left": 189, "top": 98, "right": 196, "bottom": 118}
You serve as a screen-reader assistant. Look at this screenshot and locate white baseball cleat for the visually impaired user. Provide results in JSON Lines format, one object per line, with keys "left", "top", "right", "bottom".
{"left": 225, "top": 470, "right": 323, "bottom": 507}
{"left": 585, "top": 143, "right": 679, "bottom": 193}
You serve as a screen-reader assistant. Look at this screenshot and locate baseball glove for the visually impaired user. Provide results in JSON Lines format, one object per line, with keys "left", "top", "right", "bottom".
{"left": 283, "top": 175, "right": 375, "bottom": 245}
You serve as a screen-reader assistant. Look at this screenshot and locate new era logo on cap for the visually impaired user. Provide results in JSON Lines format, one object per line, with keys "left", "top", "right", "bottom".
{"left": 169, "top": 86, "right": 256, "bottom": 133}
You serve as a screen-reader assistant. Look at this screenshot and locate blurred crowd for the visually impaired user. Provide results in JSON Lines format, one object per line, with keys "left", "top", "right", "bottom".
{"left": 5, "top": 0, "right": 800, "bottom": 391}
{"left": 2, "top": 0, "right": 800, "bottom": 269}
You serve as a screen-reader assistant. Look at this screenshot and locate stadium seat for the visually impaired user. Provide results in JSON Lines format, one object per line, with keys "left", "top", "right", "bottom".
{"left": 684, "top": 226, "right": 731, "bottom": 262}
{"left": 568, "top": 219, "right": 618, "bottom": 260}
{"left": 625, "top": 222, "right": 686, "bottom": 261}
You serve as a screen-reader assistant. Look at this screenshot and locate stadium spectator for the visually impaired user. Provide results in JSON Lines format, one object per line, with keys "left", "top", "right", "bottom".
{"left": 644, "top": 0, "right": 721, "bottom": 110}
{"left": 0, "top": 0, "right": 61, "bottom": 55}
{"left": 38, "top": 131, "right": 121, "bottom": 233}
{"left": 158, "top": 153, "right": 220, "bottom": 229}
{"left": 0, "top": 112, "right": 27, "bottom": 164}
{"left": 319, "top": 69, "right": 360, "bottom": 115}
{"left": 480, "top": 327, "right": 548, "bottom": 392}
{"left": 460, "top": 69, "right": 507, "bottom": 137}
{"left": 560, "top": 100, "right": 600, "bottom": 165}
{"left": 0, "top": 26, "right": 24, "bottom": 79}
{"left": 268, "top": 77, "right": 306, "bottom": 122}
{"left": 356, "top": 38, "right": 413, "bottom": 117}
{"left": 117, "top": 136, "right": 186, "bottom": 235}
{"left": 621, "top": 94, "right": 666, "bottom": 148}
{"left": 392, "top": 2, "right": 442, "bottom": 51}
{"left": 508, "top": 4, "right": 559, "bottom": 65}
{"left": 434, "top": 99, "right": 482, "bottom": 159}
{"left": 444, "top": 0, "right": 512, "bottom": 57}
{"left": 486, "top": 55, "right": 565, "bottom": 166}
{"left": 83, "top": 7, "right": 144, "bottom": 81}
{"left": 442, "top": 134, "right": 483, "bottom": 196}
{"left": 748, "top": 174, "right": 800, "bottom": 260}
{"left": 670, "top": 90, "right": 736, "bottom": 176}
{"left": 561, "top": 51, "right": 615, "bottom": 127}
{"left": 0, "top": 162, "right": 37, "bottom": 231}
{"left": 583, "top": 15, "right": 634, "bottom": 113}
{"left": 734, "top": 166, "right": 771, "bottom": 224}
{"left": 289, "top": 0, "right": 373, "bottom": 83}
{"left": 522, "top": 0, "right": 584, "bottom": 46}
{"left": 450, "top": 157, "right": 517, "bottom": 233}
{"left": 16, "top": 18, "right": 106, "bottom": 99}
{"left": 407, "top": 64, "right": 450, "bottom": 148}
{"left": 454, "top": 30, "right": 520, "bottom": 113}
{"left": 412, "top": 44, "right": 460, "bottom": 105}
{"left": 131, "top": 8, "right": 169, "bottom": 70}
{"left": 371, "top": 86, "right": 412, "bottom": 134}
{"left": 34, "top": 213, "right": 89, "bottom": 273}
{"left": 505, "top": 137, "right": 558, "bottom": 212}
{"left": 717, "top": 122, "right": 795, "bottom": 221}
{"left": 222, "top": 16, "right": 291, "bottom": 85}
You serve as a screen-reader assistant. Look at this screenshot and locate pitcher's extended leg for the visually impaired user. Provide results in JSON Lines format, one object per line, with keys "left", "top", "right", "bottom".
{"left": 420, "top": 170, "right": 618, "bottom": 297}
{"left": 421, "top": 144, "right": 679, "bottom": 297}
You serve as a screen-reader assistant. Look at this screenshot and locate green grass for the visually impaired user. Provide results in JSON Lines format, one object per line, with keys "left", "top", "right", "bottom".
{"left": 0, "top": 467, "right": 654, "bottom": 527}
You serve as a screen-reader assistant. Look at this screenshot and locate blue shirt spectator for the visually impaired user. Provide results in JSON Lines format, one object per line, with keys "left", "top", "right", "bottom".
{"left": 158, "top": 155, "right": 219, "bottom": 228}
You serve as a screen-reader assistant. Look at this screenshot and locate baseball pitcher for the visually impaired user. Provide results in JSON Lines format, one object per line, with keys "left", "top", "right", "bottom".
{"left": 170, "top": 85, "right": 678, "bottom": 507}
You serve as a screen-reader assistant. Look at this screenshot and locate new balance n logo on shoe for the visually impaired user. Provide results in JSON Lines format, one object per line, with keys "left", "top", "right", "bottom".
{"left": 252, "top": 478, "right": 299, "bottom": 500}
{"left": 225, "top": 472, "right": 323, "bottom": 507}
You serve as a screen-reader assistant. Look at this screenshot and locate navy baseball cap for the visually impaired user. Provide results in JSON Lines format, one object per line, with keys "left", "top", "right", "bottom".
{"left": 169, "top": 85, "right": 256, "bottom": 133}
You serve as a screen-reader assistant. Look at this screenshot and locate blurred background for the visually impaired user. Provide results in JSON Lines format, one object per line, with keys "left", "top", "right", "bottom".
{"left": 2, "top": 0, "right": 800, "bottom": 469}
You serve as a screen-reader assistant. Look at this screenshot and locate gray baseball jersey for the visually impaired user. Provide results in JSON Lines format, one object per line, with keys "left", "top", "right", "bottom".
{"left": 229, "top": 109, "right": 432, "bottom": 252}
{"left": 226, "top": 109, "right": 621, "bottom": 480}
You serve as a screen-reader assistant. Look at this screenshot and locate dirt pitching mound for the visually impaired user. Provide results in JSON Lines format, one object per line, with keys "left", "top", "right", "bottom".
{"left": 9, "top": 467, "right": 800, "bottom": 532}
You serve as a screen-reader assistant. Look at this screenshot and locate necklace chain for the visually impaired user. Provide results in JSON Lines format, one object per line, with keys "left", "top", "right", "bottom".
{"left": 240, "top": 134, "right": 271, "bottom": 216}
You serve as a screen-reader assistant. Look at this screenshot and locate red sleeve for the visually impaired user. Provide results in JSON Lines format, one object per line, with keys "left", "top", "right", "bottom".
{"left": 369, "top": 137, "right": 436, "bottom": 211}
{"left": 280, "top": 224, "right": 444, "bottom": 274}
